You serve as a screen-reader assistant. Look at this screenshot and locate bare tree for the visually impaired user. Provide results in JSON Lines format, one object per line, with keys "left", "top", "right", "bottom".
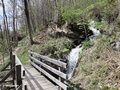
{"left": 24, "top": 0, "right": 33, "bottom": 45}
{"left": 1, "top": 0, "right": 11, "bottom": 51}
{"left": 12, "top": 0, "right": 18, "bottom": 46}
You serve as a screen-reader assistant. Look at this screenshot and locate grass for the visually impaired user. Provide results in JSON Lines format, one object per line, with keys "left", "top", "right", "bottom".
{"left": 14, "top": 36, "right": 43, "bottom": 65}
{"left": 12, "top": 22, "right": 120, "bottom": 90}
{"left": 82, "top": 41, "right": 94, "bottom": 50}
{"left": 71, "top": 29, "right": 120, "bottom": 89}
{"left": 18, "top": 49, "right": 29, "bottom": 65}
{"left": 15, "top": 36, "right": 73, "bottom": 65}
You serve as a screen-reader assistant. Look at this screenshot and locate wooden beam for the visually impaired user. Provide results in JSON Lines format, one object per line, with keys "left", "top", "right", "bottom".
{"left": 28, "top": 51, "right": 67, "bottom": 68}
{"left": 0, "top": 62, "right": 11, "bottom": 72}
{"left": 31, "top": 61, "right": 68, "bottom": 90}
{"left": 4, "top": 79, "right": 13, "bottom": 83}
{"left": 4, "top": 68, "right": 11, "bottom": 71}
{"left": 0, "top": 66, "right": 15, "bottom": 83}
{"left": 17, "top": 84, "right": 22, "bottom": 90}
{"left": 30, "top": 56, "right": 67, "bottom": 79}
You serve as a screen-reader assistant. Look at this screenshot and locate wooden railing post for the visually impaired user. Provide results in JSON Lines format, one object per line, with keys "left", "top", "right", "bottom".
{"left": 10, "top": 49, "right": 13, "bottom": 69}
{"left": 16, "top": 65, "right": 22, "bottom": 88}
{"left": 25, "top": 85, "right": 27, "bottom": 90}
{"left": 66, "top": 60, "right": 69, "bottom": 80}
{"left": 58, "top": 59, "right": 62, "bottom": 90}
{"left": 29, "top": 50, "right": 33, "bottom": 62}
{"left": 12, "top": 55, "right": 15, "bottom": 85}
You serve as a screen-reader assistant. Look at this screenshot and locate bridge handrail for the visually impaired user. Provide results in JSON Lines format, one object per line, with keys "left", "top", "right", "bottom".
{"left": 0, "top": 52, "right": 26, "bottom": 90}
{"left": 13, "top": 52, "right": 25, "bottom": 78}
{"left": 28, "top": 50, "right": 67, "bottom": 68}
{"left": 28, "top": 50, "right": 68, "bottom": 90}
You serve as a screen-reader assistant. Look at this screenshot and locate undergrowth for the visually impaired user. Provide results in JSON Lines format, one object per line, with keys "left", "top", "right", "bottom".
{"left": 72, "top": 29, "right": 120, "bottom": 89}
{"left": 16, "top": 37, "right": 73, "bottom": 65}
{"left": 37, "top": 37, "right": 73, "bottom": 59}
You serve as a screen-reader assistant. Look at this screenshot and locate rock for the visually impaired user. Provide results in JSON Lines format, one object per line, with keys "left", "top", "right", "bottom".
{"left": 68, "top": 22, "right": 93, "bottom": 38}
{"left": 47, "top": 20, "right": 93, "bottom": 43}
{"left": 111, "top": 41, "right": 120, "bottom": 51}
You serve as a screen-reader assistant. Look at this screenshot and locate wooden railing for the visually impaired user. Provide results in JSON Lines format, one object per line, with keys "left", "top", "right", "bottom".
{"left": 28, "top": 50, "right": 68, "bottom": 90}
{"left": 0, "top": 52, "right": 26, "bottom": 90}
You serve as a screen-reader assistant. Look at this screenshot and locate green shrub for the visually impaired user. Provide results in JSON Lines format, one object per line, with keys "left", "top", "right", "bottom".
{"left": 62, "top": 9, "right": 82, "bottom": 22}
{"left": 39, "top": 37, "right": 73, "bottom": 58}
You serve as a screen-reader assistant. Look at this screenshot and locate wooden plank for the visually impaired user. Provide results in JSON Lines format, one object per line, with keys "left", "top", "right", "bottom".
{"left": 25, "top": 67, "right": 44, "bottom": 90}
{"left": 28, "top": 51, "right": 67, "bottom": 68}
{"left": 41, "top": 83, "right": 57, "bottom": 90}
{"left": 24, "top": 66, "right": 41, "bottom": 76}
{"left": 30, "top": 61, "right": 68, "bottom": 90}
{"left": 4, "top": 79, "right": 13, "bottom": 83}
{"left": 30, "top": 56, "right": 67, "bottom": 79}
{"left": 45, "top": 86, "right": 58, "bottom": 90}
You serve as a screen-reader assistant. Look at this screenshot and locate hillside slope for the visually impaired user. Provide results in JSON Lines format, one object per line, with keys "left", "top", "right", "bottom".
{"left": 70, "top": 23, "right": 120, "bottom": 90}
{"left": 14, "top": 20, "right": 120, "bottom": 90}
{"left": 12, "top": 0, "right": 120, "bottom": 89}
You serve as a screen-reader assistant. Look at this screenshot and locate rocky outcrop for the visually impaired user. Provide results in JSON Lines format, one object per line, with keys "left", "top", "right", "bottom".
{"left": 47, "top": 20, "right": 71, "bottom": 38}
{"left": 67, "top": 22, "right": 93, "bottom": 39}
{"left": 47, "top": 21, "right": 93, "bottom": 45}
{"left": 47, "top": 24, "right": 78, "bottom": 39}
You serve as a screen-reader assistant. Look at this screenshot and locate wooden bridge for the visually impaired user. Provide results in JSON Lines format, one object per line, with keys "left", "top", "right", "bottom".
{"left": 0, "top": 50, "right": 68, "bottom": 90}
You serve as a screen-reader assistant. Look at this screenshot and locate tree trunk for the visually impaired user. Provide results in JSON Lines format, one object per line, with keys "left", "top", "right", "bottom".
{"left": 1, "top": 0, "right": 11, "bottom": 52}
{"left": 24, "top": 0, "right": 33, "bottom": 45}
{"left": 13, "top": 0, "right": 18, "bottom": 46}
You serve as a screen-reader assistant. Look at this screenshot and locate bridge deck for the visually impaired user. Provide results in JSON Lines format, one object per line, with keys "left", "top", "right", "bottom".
{"left": 24, "top": 65, "right": 58, "bottom": 90}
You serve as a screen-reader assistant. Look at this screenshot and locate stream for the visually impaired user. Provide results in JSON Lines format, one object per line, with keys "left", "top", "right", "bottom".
{"left": 67, "top": 20, "right": 100, "bottom": 80}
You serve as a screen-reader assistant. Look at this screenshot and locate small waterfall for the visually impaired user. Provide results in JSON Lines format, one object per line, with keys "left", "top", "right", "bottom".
{"left": 89, "top": 21, "right": 100, "bottom": 40}
{"left": 67, "top": 44, "right": 83, "bottom": 80}
{"left": 67, "top": 20, "right": 100, "bottom": 80}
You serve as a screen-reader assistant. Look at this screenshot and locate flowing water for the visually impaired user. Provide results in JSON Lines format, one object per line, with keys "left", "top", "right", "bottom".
{"left": 67, "top": 44, "right": 83, "bottom": 80}
{"left": 67, "top": 20, "right": 100, "bottom": 80}
{"left": 89, "top": 21, "right": 100, "bottom": 40}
